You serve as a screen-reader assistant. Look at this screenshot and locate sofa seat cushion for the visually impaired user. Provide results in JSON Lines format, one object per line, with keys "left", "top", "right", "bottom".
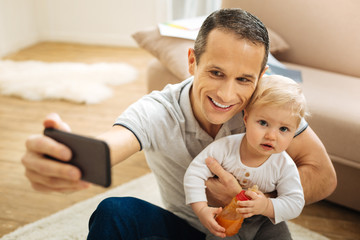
{"left": 284, "top": 62, "right": 360, "bottom": 169}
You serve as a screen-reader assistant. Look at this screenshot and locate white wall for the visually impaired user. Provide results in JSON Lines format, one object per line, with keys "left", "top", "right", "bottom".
{"left": 0, "top": 0, "right": 171, "bottom": 58}
{"left": 34, "top": 0, "right": 170, "bottom": 47}
{"left": 170, "top": 0, "right": 221, "bottom": 20}
{"left": 0, "top": 0, "right": 39, "bottom": 57}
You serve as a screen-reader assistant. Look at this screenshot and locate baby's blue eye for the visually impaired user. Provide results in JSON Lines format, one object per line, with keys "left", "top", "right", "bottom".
{"left": 280, "top": 127, "right": 289, "bottom": 132}
{"left": 258, "top": 120, "right": 267, "bottom": 126}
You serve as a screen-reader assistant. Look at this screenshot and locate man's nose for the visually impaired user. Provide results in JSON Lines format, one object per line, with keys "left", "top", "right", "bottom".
{"left": 217, "top": 80, "right": 236, "bottom": 102}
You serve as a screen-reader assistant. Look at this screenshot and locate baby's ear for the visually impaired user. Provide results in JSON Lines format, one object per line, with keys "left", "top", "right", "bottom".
{"left": 243, "top": 110, "right": 249, "bottom": 125}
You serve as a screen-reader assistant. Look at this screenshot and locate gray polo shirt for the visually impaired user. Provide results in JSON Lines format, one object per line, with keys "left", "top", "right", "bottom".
{"left": 115, "top": 76, "right": 307, "bottom": 231}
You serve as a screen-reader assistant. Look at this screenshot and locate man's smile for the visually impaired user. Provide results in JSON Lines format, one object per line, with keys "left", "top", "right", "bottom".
{"left": 209, "top": 97, "right": 233, "bottom": 109}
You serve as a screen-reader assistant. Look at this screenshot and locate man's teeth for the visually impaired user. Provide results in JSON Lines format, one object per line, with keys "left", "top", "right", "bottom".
{"left": 211, "top": 98, "right": 231, "bottom": 108}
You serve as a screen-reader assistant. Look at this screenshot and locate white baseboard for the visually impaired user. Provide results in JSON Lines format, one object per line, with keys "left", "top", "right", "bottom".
{"left": 41, "top": 31, "right": 138, "bottom": 47}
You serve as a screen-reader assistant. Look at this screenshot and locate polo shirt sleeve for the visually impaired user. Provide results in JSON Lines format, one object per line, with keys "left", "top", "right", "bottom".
{"left": 294, "top": 117, "right": 308, "bottom": 137}
{"left": 114, "top": 94, "right": 167, "bottom": 151}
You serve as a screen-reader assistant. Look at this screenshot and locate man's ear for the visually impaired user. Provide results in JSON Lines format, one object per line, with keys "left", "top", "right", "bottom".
{"left": 188, "top": 48, "right": 196, "bottom": 75}
{"left": 259, "top": 65, "right": 269, "bottom": 79}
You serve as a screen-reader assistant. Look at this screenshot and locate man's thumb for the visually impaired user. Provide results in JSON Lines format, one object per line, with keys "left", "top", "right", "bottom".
{"left": 43, "top": 113, "right": 71, "bottom": 132}
{"left": 206, "top": 157, "right": 226, "bottom": 178}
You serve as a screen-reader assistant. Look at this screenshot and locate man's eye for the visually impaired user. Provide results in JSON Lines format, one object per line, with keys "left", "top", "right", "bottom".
{"left": 236, "top": 77, "right": 250, "bottom": 82}
{"left": 210, "top": 71, "right": 223, "bottom": 77}
{"left": 258, "top": 120, "right": 267, "bottom": 126}
{"left": 279, "top": 127, "right": 289, "bottom": 132}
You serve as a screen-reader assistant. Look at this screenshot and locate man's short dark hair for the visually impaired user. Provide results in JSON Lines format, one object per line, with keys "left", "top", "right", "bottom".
{"left": 194, "top": 8, "right": 270, "bottom": 75}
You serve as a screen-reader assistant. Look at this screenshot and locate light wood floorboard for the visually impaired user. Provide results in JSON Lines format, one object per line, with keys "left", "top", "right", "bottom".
{"left": 0, "top": 42, "right": 359, "bottom": 239}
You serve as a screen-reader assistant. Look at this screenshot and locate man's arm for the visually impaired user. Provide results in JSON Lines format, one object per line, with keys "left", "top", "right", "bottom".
{"left": 22, "top": 113, "right": 140, "bottom": 192}
{"left": 286, "top": 126, "right": 337, "bottom": 204}
{"left": 97, "top": 125, "right": 141, "bottom": 166}
{"left": 205, "top": 127, "right": 337, "bottom": 206}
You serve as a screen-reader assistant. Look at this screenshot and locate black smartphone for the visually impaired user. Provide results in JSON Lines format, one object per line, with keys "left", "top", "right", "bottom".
{"left": 44, "top": 128, "right": 111, "bottom": 187}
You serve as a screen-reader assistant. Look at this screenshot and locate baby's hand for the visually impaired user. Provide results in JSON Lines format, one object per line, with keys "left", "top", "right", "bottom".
{"left": 236, "top": 190, "right": 271, "bottom": 218}
{"left": 197, "top": 206, "right": 226, "bottom": 238}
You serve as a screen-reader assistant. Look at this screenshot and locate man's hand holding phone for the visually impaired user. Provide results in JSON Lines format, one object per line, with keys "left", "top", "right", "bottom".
{"left": 22, "top": 113, "right": 110, "bottom": 192}
{"left": 44, "top": 128, "right": 111, "bottom": 187}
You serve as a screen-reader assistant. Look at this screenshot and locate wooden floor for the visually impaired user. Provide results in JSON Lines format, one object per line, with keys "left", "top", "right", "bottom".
{"left": 0, "top": 42, "right": 359, "bottom": 239}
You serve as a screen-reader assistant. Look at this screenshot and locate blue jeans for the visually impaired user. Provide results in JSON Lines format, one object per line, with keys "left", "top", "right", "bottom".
{"left": 87, "top": 197, "right": 206, "bottom": 240}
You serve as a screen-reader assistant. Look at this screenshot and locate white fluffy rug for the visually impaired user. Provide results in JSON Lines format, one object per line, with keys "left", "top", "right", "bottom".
{"left": 1, "top": 173, "right": 329, "bottom": 240}
{"left": 0, "top": 60, "right": 138, "bottom": 104}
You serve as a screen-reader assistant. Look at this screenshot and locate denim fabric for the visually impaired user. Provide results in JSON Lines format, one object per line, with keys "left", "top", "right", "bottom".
{"left": 87, "top": 197, "right": 205, "bottom": 240}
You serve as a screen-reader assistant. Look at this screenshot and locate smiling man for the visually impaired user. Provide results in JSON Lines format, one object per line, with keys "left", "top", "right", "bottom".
{"left": 22, "top": 8, "right": 336, "bottom": 240}
{"left": 189, "top": 28, "right": 266, "bottom": 137}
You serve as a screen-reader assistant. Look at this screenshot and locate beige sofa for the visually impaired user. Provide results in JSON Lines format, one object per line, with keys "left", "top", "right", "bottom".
{"left": 133, "top": 0, "right": 360, "bottom": 211}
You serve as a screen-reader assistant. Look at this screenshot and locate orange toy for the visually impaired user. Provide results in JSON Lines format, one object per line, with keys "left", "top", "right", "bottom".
{"left": 215, "top": 190, "right": 250, "bottom": 236}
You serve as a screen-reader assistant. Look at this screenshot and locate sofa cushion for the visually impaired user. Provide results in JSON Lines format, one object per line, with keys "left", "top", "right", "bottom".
{"left": 132, "top": 26, "right": 289, "bottom": 81}
{"left": 222, "top": 0, "right": 360, "bottom": 78}
{"left": 284, "top": 62, "right": 360, "bottom": 168}
{"left": 146, "top": 58, "right": 181, "bottom": 93}
{"left": 133, "top": 27, "right": 193, "bottom": 81}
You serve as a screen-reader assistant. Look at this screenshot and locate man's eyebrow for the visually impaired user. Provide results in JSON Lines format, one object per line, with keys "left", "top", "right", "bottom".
{"left": 208, "top": 65, "right": 257, "bottom": 80}
{"left": 239, "top": 73, "right": 256, "bottom": 80}
{"left": 208, "top": 65, "right": 223, "bottom": 70}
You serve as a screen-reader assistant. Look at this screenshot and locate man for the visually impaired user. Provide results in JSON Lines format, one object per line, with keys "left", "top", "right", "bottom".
{"left": 22, "top": 9, "right": 336, "bottom": 239}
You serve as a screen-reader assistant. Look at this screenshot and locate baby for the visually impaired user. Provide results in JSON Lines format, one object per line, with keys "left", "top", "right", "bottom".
{"left": 184, "top": 75, "right": 307, "bottom": 239}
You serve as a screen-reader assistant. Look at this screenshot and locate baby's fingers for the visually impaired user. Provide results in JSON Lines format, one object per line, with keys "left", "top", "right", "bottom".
{"left": 238, "top": 199, "right": 254, "bottom": 208}
{"left": 235, "top": 207, "right": 254, "bottom": 219}
{"left": 210, "top": 219, "right": 226, "bottom": 238}
{"left": 241, "top": 212, "right": 254, "bottom": 219}
{"left": 237, "top": 202, "right": 255, "bottom": 218}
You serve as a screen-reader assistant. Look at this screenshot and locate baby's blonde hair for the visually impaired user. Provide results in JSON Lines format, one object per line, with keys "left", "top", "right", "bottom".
{"left": 246, "top": 75, "right": 309, "bottom": 127}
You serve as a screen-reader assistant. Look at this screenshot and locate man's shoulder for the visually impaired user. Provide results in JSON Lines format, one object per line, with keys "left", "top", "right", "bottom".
{"left": 148, "top": 77, "right": 192, "bottom": 101}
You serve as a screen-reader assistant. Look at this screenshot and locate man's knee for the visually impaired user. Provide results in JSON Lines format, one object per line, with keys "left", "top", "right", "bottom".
{"left": 96, "top": 197, "right": 138, "bottom": 214}
{"left": 96, "top": 197, "right": 117, "bottom": 213}
{"left": 90, "top": 196, "right": 142, "bottom": 227}
{"left": 88, "top": 197, "right": 144, "bottom": 240}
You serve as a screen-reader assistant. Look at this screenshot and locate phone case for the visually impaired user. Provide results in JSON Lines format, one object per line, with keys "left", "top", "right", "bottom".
{"left": 44, "top": 128, "right": 111, "bottom": 187}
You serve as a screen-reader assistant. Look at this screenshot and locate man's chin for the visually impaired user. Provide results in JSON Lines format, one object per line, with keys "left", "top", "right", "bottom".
{"left": 207, "top": 115, "right": 234, "bottom": 126}
{"left": 202, "top": 106, "right": 240, "bottom": 126}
